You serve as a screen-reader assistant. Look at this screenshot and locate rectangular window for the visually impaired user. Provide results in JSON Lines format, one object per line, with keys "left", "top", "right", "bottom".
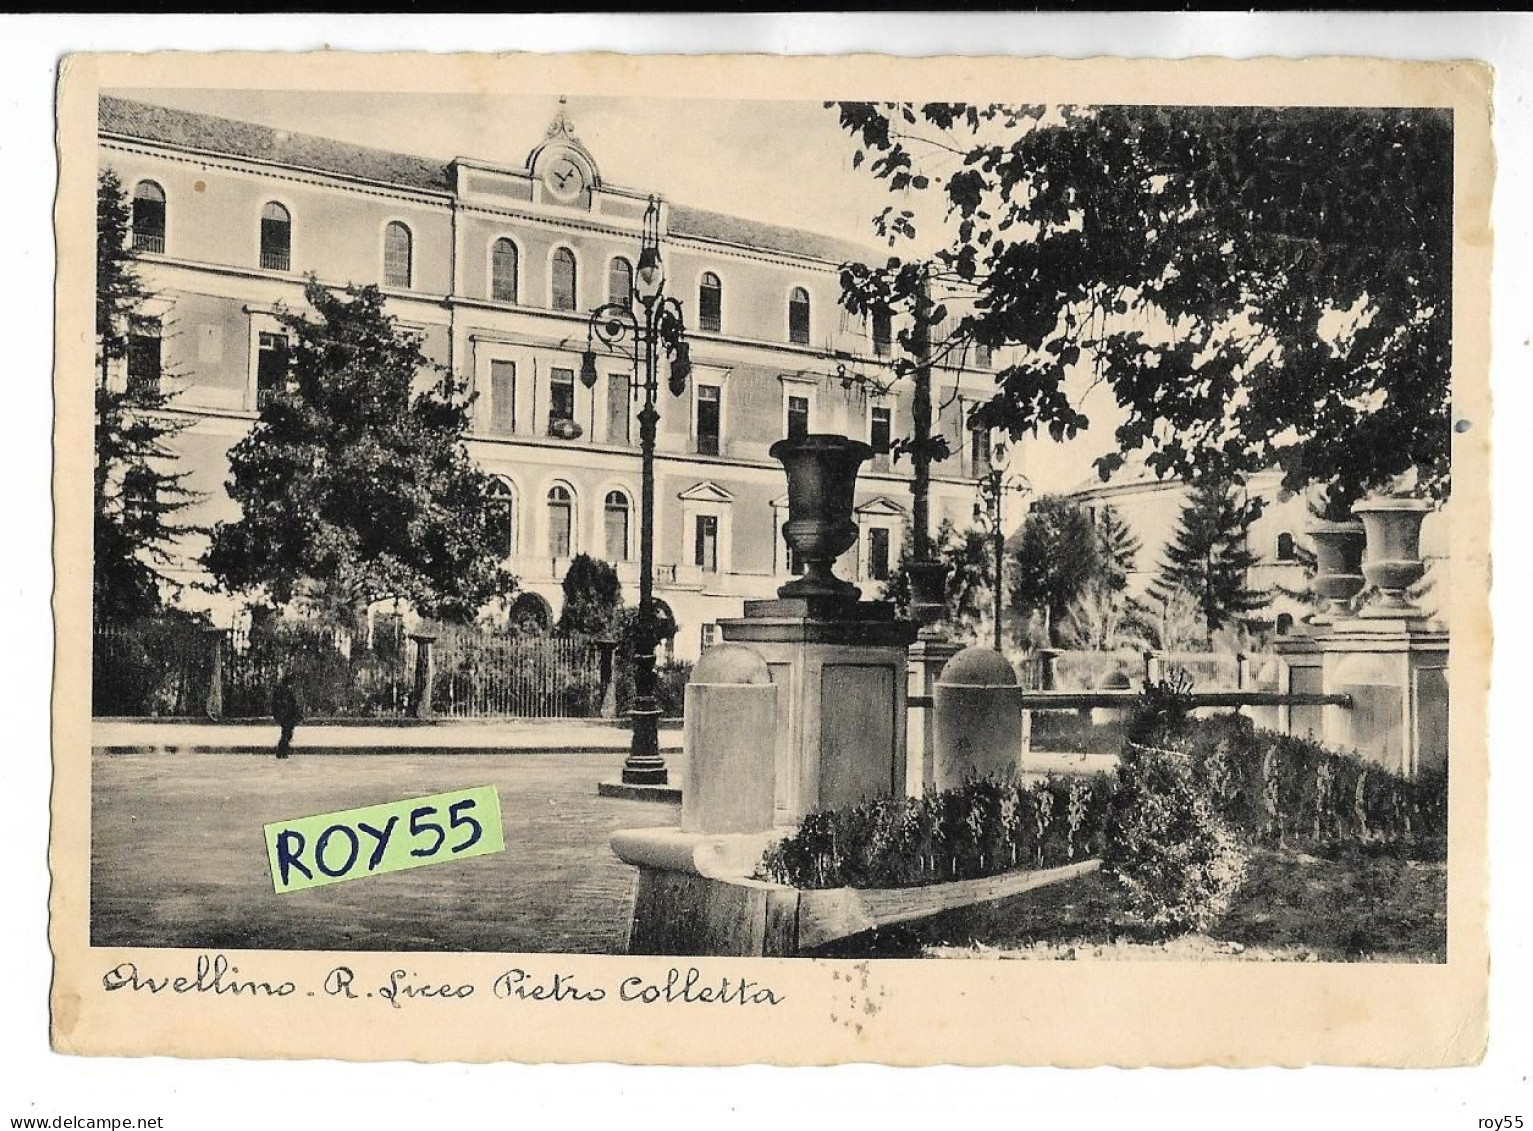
{"left": 788, "top": 294, "right": 811, "bottom": 346}
{"left": 548, "top": 367, "right": 576, "bottom": 433}
{"left": 869, "top": 406, "right": 892, "bottom": 472}
{"left": 550, "top": 503, "right": 572, "bottom": 559}
{"left": 489, "top": 360, "right": 516, "bottom": 434}
{"left": 971, "top": 425, "right": 992, "bottom": 471}
{"left": 127, "top": 317, "right": 162, "bottom": 395}
{"left": 696, "top": 384, "right": 721, "bottom": 456}
{"left": 868, "top": 527, "right": 891, "bottom": 582}
{"left": 700, "top": 623, "right": 718, "bottom": 650}
{"left": 695, "top": 515, "right": 719, "bottom": 571}
{"left": 255, "top": 331, "right": 288, "bottom": 409}
{"left": 606, "top": 374, "right": 630, "bottom": 445}
{"left": 260, "top": 218, "right": 290, "bottom": 272}
{"left": 872, "top": 309, "right": 892, "bottom": 357}
{"left": 604, "top": 499, "right": 629, "bottom": 562}
{"left": 786, "top": 394, "right": 810, "bottom": 441}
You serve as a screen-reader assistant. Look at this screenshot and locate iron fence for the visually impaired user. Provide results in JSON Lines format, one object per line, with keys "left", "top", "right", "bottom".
{"left": 93, "top": 619, "right": 611, "bottom": 720}
{"left": 1017, "top": 649, "right": 1267, "bottom": 692}
{"left": 431, "top": 628, "right": 601, "bottom": 719}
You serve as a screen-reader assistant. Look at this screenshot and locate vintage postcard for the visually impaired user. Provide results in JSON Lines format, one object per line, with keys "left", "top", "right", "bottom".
{"left": 51, "top": 50, "right": 1492, "bottom": 1066}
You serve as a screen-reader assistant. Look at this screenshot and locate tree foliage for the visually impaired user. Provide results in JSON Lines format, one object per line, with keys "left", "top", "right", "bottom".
{"left": 882, "top": 517, "right": 995, "bottom": 637}
{"left": 94, "top": 168, "right": 199, "bottom": 622}
{"left": 205, "top": 279, "right": 514, "bottom": 624}
{"left": 1150, "top": 479, "right": 1269, "bottom": 640}
{"left": 829, "top": 102, "right": 1453, "bottom": 515}
{"left": 1007, "top": 494, "right": 1105, "bottom": 645}
{"left": 1093, "top": 504, "right": 1140, "bottom": 590}
{"left": 1057, "top": 580, "right": 1152, "bottom": 652}
{"left": 556, "top": 553, "right": 624, "bottom": 639}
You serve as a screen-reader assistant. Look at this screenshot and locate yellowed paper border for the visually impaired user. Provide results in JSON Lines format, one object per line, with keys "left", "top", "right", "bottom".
{"left": 52, "top": 50, "right": 1493, "bottom": 1067}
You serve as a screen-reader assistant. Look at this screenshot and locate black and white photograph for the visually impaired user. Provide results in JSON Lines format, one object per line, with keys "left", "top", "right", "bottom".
{"left": 47, "top": 44, "right": 1494, "bottom": 1071}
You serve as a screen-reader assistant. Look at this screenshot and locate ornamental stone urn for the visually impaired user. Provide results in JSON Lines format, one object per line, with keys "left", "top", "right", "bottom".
{"left": 769, "top": 434, "right": 873, "bottom": 601}
{"left": 1351, "top": 497, "right": 1434, "bottom": 614}
{"left": 904, "top": 557, "right": 951, "bottom": 634}
{"left": 1306, "top": 519, "right": 1367, "bottom": 623}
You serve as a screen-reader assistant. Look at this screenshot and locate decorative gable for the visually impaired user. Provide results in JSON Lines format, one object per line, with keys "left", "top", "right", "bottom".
{"left": 856, "top": 496, "right": 907, "bottom": 518}
{"left": 677, "top": 481, "right": 735, "bottom": 505}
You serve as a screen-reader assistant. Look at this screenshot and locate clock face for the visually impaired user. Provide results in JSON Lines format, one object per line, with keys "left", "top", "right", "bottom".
{"left": 543, "top": 154, "right": 585, "bottom": 202}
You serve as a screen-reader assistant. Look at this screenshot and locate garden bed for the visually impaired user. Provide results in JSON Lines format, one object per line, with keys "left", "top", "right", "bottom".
{"left": 810, "top": 842, "right": 1445, "bottom": 961}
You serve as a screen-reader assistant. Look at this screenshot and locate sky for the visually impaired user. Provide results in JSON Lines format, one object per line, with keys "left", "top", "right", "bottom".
{"left": 119, "top": 87, "right": 1120, "bottom": 501}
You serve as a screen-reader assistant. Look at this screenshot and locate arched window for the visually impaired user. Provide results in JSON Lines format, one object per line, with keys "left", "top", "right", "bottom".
{"left": 604, "top": 490, "right": 631, "bottom": 561}
{"left": 551, "top": 248, "right": 578, "bottom": 312}
{"left": 260, "top": 202, "right": 291, "bottom": 271}
{"left": 547, "top": 484, "right": 575, "bottom": 558}
{"left": 788, "top": 286, "right": 811, "bottom": 345}
{"left": 608, "top": 257, "right": 633, "bottom": 306}
{"left": 1275, "top": 612, "right": 1295, "bottom": 636}
{"left": 483, "top": 478, "right": 514, "bottom": 558}
{"left": 383, "top": 221, "right": 412, "bottom": 289}
{"left": 131, "top": 181, "right": 166, "bottom": 253}
{"left": 698, "top": 272, "right": 722, "bottom": 333}
{"left": 491, "top": 238, "right": 519, "bottom": 303}
{"left": 1276, "top": 531, "right": 1297, "bottom": 562}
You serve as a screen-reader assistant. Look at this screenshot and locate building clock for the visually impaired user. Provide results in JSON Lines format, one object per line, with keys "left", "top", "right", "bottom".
{"left": 542, "top": 152, "right": 586, "bottom": 203}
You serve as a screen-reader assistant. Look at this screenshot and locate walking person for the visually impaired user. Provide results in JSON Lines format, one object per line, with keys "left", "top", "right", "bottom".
{"left": 273, "top": 671, "right": 305, "bottom": 760}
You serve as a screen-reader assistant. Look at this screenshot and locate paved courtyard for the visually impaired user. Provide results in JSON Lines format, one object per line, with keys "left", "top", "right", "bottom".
{"left": 91, "top": 750, "right": 682, "bottom": 954}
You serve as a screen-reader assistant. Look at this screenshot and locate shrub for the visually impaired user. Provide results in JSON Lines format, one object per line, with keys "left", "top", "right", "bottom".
{"left": 758, "top": 774, "right": 1114, "bottom": 891}
{"left": 1125, "top": 667, "right": 1197, "bottom": 745}
{"left": 1103, "top": 711, "right": 1449, "bottom": 937}
{"left": 1102, "top": 743, "right": 1249, "bottom": 933}
{"left": 613, "top": 656, "right": 691, "bottom": 717}
{"left": 1156, "top": 713, "right": 1448, "bottom": 854}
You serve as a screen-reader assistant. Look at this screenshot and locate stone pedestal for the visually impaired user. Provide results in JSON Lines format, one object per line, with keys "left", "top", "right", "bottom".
{"left": 933, "top": 647, "right": 1025, "bottom": 791}
{"left": 681, "top": 645, "right": 779, "bottom": 835}
{"left": 1272, "top": 633, "right": 1327, "bottom": 743}
{"left": 1319, "top": 615, "right": 1448, "bottom": 778}
{"left": 907, "top": 636, "right": 961, "bottom": 795}
{"left": 718, "top": 597, "right": 918, "bottom": 823}
{"left": 1274, "top": 617, "right": 1448, "bottom": 778}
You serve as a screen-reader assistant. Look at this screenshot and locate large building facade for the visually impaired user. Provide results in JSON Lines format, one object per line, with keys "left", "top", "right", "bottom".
{"left": 99, "top": 96, "right": 999, "bottom": 658}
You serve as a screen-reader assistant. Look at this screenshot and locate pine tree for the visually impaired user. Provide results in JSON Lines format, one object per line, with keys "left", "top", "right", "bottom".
{"left": 1151, "top": 479, "right": 1269, "bottom": 641}
{"left": 1094, "top": 504, "right": 1141, "bottom": 591}
{"left": 94, "top": 168, "right": 198, "bottom": 622}
{"left": 204, "top": 279, "right": 515, "bottom": 625}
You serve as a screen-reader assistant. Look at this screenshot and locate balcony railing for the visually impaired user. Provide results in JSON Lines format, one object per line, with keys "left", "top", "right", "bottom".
{"left": 132, "top": 232, "right": 165, "bottom": 254}
{"left": 260, "top": 248, "right": 291, "bottom": 272}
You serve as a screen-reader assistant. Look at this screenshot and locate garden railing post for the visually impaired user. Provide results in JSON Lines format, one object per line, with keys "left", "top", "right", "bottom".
{"left": 410, "top": 632, "right": 438, "bottom": 721}
{"left": 201, "top": 626, "right": 226, "bottom": 721}
{"left": 596, "top": 639, "right": 619, "bottom": 719}
{"left": 1038, "top": 647, "right": 1059, "bottom": 692}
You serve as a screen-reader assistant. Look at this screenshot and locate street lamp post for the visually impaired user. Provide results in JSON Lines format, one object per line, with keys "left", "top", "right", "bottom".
{"left": 581, "top": 197, "right": 689, "bottom": 786}
{"left": 972, "top": 441, "right": 1032, "bottom": 653}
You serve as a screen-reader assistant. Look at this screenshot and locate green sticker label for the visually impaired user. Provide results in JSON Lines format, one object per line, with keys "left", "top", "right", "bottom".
{"left": 263, "top": 785, "right": 504, "bottom": 894}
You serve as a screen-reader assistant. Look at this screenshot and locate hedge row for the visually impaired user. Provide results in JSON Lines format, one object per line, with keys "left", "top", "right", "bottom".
{"left": 1145, "top": 713, "right": 1448, "bottom": 855}
{"left": 758, "top": 774, "right": 1114, "bottom": 891}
